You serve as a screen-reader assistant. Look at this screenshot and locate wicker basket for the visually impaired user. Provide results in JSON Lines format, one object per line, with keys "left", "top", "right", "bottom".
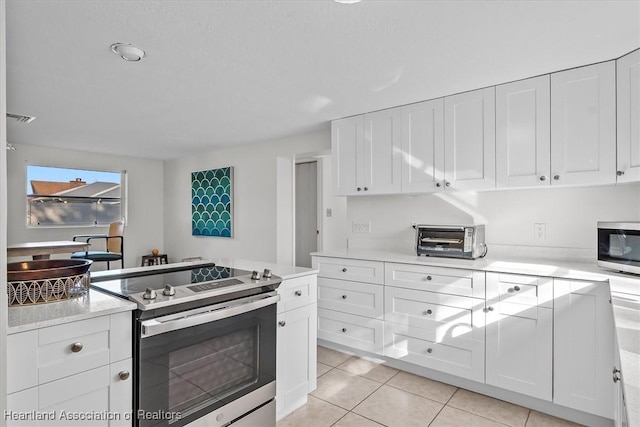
{"left": 7, "top": 260, "right": 92, "bottom": 306}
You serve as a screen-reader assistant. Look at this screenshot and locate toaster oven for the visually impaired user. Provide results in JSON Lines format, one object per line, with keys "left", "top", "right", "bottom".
{"left": 415, "top": 225, "right": 487, "bottom": 259}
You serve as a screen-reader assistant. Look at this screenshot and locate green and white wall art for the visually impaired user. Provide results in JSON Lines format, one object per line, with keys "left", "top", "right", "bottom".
{"left": 191, "top": 166, "right": 233, "bottom": 237}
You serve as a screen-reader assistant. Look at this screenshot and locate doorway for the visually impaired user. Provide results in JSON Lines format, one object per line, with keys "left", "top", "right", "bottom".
{"left": 295, "top": 161, "right": 318, "bottom": 268}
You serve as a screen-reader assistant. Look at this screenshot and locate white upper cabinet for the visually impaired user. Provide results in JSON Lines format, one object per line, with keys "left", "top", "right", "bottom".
{"left": 332, "top": 115, "right": 362, "bottom": 196}
{"left": 551, "top": 61, "right": 616, "bottom": 186}
{"left": 444, "top": 87, "right": 496, "bottom": 190}
{"left": 496, "top": 76, "right": 551, "bottom": 188}
{"left": 400, "top": 99, "right": 445, "bottom": 193}
{"left": 616, "top": 49, "right": 640, "bottom": 183}
{"left": 363, "top": 108, "right": 402, "bottom": 194}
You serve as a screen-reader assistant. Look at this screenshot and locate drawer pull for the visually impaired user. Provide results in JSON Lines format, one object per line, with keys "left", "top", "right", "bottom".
{"left": 426, "top": 348, "right": 433, "bottom": 354}
{"left": 424, "top": 309, "right": 433, "bottom": 315}
{"left": 426, "top": 275, "right": 432, "bottom": 281}
{"left": 342, "top": 295, "right": 348, "bottom": 300}
{"left": 70, "top": 342, "right": 83, "bottom": 353}
{"left": 483, "top": 306, "right": 494, "bottom": 313}
{"left": 119, "top": 371, "right": 130, "bottom": 381}
{"left": 342, "top": 268, "right": 347, "bottom": 273}
{"left": 295, "top": 290, "right": 303, "bottom": 297}
{"left": 341, "top": 328, "right": 347, "bottom": 333}
{"left": 613, "top": 368, "right": 621, "bottom": 383}
{"left": 508, "top": 286, "right": 521, "bottom": 293}
{"left": 278, "top": 321, "right": 286, "bottom": 327}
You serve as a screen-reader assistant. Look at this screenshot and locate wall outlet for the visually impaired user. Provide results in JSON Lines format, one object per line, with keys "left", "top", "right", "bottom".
{"left": 326, "top": 208, "right": 332, "bottom": 218}
{"left": 534, "top": 223, "right": 546, "bottom": 240}
{"left": 352, "top": 222, "right": 371, "bottom": 233}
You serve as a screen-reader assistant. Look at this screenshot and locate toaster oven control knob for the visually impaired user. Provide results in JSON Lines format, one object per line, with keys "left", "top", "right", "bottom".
{"left": 539, "top": 175, "right": 547, "bottom": 181}
{"left": 143, "top": 288, "right": 157, "bottom": 300}
{"left": 436, "top": 182, "right": 441, "bottom": 187}
{"left": 263, "top": 268, "right": 272, "bottom": 278}
{"left": 163, "top": 285, "right": 176, "bottom": 296}
{"left": 251, "top": 270, "right": 262, "bottom": 280}
{"left": 553, "top": 175, "right": 560, "bottom": 180}
{"left": 445, "top": 181, "right": 451, "bottom": 187}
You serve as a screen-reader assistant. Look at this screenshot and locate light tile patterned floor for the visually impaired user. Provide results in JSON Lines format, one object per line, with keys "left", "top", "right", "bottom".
{"left": 277, "top": 346, "right": 583, "bottom": 427}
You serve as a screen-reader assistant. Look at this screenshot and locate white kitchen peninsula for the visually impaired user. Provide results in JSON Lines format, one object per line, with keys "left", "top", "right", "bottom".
{"left": 312, "top": 249, "right": 640, "bottom": 427}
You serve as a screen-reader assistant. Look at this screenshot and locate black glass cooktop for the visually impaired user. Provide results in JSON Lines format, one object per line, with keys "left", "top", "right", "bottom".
{"left": 91, "top": 264, "right": 253, "bottom": 298}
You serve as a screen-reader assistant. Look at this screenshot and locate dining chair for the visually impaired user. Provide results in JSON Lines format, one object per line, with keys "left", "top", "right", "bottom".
{"left": 70, "top": 220, "right": 125, "bottom": 269}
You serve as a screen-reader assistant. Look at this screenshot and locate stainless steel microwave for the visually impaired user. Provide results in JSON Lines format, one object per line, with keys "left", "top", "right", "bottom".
{"left": 415, "top": 225, "right": 487, "bottom": 259}
{"left": 597, "top": 222, "right": 640, "bottom": 275}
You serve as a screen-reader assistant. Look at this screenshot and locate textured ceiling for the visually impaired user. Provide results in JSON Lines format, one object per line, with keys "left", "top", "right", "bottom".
{"left": 5, "top": 0, "right": 640, "bottom": 160}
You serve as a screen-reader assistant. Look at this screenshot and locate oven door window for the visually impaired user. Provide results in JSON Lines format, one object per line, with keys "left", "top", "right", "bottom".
{"left": 137, "top": 304, "right": 276, "bottom": 426}
{"left": 598, "top": 228, "right": 640, "bottom": 266}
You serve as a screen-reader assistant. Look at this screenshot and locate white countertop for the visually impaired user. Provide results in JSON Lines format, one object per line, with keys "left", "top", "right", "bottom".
{"left": 311, "top": 248, "right": 640, "bottom": 295}
{"left": 7, "top": 289, "right": 136, "bottom": 334}
{"left": 313, "top": 248, "right": 640, "bottom": 426}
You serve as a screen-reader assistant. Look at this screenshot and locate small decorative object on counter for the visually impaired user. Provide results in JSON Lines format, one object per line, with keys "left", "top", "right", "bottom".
{"left": 6, "top": 259, "right": 92, "bottom": 306}
{"left": 141, "top": 253, "right": 169, "bottom": 267}
{"left": 151, "top": 248, "right": 159, "bottom": 256}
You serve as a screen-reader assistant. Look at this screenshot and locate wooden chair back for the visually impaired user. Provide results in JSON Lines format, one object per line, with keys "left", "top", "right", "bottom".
{"left": 107, "top": 221, "right": 125, "bottom": 253}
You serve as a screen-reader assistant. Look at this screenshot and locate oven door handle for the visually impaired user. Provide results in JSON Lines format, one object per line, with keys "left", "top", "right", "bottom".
{"left": 140, "top": 293, "right": 280, "bottom": 338}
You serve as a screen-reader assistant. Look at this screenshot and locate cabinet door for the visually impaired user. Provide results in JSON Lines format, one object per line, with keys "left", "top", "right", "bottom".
{"left": 551, "top": 62, "right": 616, "bottom": 186}
{"left": 617, "top": 49, "right": 640, "bottom": 183}
{"left": 400, "top": 99, "right": 445, "bottom": 192}
{"left": 363, "top": 108, "right": 402, "bottom": 194}
{"left": 276, "top": 304, "right": 317, "bottom": 421}
{"left": 496, "top": 75, "right": 551, "bottom": 188}
{"left": 554, "top": 279, "right": 615, "bottom": 419}
{"left": 444, "top": 87, "right": 496, "bottom": 190}
{"left": 486, "top": 273, "right": 552, "bottom": 401}
{"left": 331, "top": 115, "right": 362, "bottom": 196}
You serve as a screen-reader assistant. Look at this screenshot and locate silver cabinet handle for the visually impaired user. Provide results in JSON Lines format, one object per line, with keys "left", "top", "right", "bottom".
{"left": 357, "top": 187, "right": 362, "bottom": 191}
{"left": 364, "top": 187, "right": 368, "bottom": 191}
{"left": 341, "top": 295, "right": 347, "bottom": 300}
{"left": 119, "top": 371, "right": 130, "bottom": 381}
{"left": 445, "top": 181, "right": 451, "bottom": 187}
{"left": 70, "top": 342, "right": 83, "bottom": 353}
{"left": 613, "top": 367, "right": 621, "bottom": 383}
{"left": 294, "top": 290, "right": 302, "bottom": 297}
{"left": 278, "top": 321, "right": 286, "bottom": 327}
{"left": 341, "top": 328, "right": 347, "bottom": 333}
{"left": 342, "top": 268, "right": 347, "bottom": 272}
{"left": 436, "top": 182, "right": 441, "bottom": 187}
{"left": 426, "top": 275, "right": 432, "bottom": 281}
{"left": 553, "top": 175, "right": 560, "bottom": 180}
{"left": 424, "top": 309, "right": 433, "bottom": 315}
{"left": 617, "top": 171, "right": 625, "bottom": 177}
{"left": 483, "top": 306, "right": 494, "bottom": 313}
{"left": 426, "top": 348, "right": 433, "bottom": 354}
{"left": 539, "top": 175, "right": 547, "bottom": 181}
{"left": 508, "top": 286, "right": 521, "bottom": 293}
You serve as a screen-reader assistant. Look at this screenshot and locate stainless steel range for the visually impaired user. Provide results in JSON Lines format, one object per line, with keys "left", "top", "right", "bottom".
{"left": 91, "top": 263, "right": 282, "bottom": 427}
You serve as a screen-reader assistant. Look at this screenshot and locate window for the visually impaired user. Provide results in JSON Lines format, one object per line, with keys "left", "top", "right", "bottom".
{"left": 26, "top": 165, "right": 125, "bottom": 227}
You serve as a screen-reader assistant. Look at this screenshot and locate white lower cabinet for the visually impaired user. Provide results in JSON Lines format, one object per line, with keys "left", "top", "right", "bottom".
{"left": 554, "top": 279, "right": 615, "bottom": 419}
{"left": 384, "top": 285, "right": 485, "bottom": 382}
{"left": 485, "top": 272, "right": 553, "bottom": 400}
{"left": 5, "top": 312, "right": 133, "bottom": 426}
{"left": 276, "top": 274, "right": 318, "bottom": 421}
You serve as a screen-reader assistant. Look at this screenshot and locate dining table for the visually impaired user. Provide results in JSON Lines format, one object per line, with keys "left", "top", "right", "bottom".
{"left": 7, "top": 241, "right": 90, "bottom": 260}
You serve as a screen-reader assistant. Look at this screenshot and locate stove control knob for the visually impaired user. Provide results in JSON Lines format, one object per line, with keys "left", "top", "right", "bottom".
{"left": 163, "top": 285, "right": 176, "bottom": 296}
{"left": 143, "top": 288, "right": 157, "bottom": 300}
{"left": 251, "top": 270, "right": 262, "bottom": 280}
{"left": 263, "top": 269, "right": 272, "bottom": 279}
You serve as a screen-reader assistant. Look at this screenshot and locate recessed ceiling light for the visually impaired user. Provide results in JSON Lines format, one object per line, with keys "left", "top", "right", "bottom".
{"left": 110, "top": 43, "right": 146, "bottom": 62}
{"left": 334, "top": 0, "right": 362, "bottom": 3}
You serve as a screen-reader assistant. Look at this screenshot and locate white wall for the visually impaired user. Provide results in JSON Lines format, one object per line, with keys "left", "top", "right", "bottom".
{"left": 1, "top": 0, "right": 8, "bottom": 416}
{"left": 163, "top": 129, "right": 331, "bottom": 264}
{"left": 6, "top": 143, "right": 164, "bottom": 269}
{"left": 347, "top": 183, "right": 640, "bottom": 259}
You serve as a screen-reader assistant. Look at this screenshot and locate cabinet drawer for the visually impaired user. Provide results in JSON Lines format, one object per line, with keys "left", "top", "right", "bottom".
{"left": 385, "top": 263, "right": 485, "bottom": 298}
{"left": 37, "top": 316, "right": 111, "bottom": 384}
{"left": 313, "top": 257, "right": 384, "bottom": 284}
{"left": 486, "top": 272, "right": 553, "bottom": 308}
{"left": 278, "top": 274, "right": 317, "bottom": 313}
{"left": 384, "top": 322, "right": 484, "bottom": 382}
{"left": 385, "top": 287, "right": 484, "bottom": 341}
{"left": 318, "top": 308, "right": 384, "bottom": 354}
{"left": 318, "top": 278, "right": 383, "bottom": 318}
